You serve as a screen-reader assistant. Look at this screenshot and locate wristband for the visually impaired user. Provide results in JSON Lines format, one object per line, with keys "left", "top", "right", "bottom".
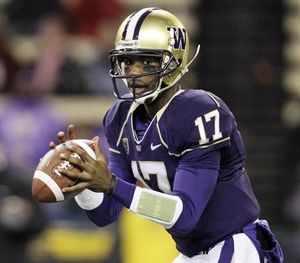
{"left": 106, "top": 174, "right": 117, "bottom": 195}
{"left": 75, "top": 189, "right": 104, "bottom": 210}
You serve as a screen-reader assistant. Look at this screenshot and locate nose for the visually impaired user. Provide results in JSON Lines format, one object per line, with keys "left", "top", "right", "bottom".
{"left": 128, "top": 61, "right": 144, "bottom": 74}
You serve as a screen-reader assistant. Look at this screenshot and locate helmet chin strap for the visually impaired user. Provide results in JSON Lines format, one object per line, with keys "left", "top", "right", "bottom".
{"left": 133, "top": 44, "right": 201, "bottom": 105}
{"left": 134, "top": 78, "right": 163, "bottom": 104}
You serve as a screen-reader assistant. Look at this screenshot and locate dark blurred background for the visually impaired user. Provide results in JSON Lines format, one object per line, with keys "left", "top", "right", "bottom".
{"left": 0, "top": 0, "right": 298, "bottom": 262}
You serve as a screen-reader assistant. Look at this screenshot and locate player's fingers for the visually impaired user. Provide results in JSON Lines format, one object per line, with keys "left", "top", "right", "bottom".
{"left": 67, "top": 124, "right": 75, "bottom": 140}
{"left": 49, "top": 141, "right": 57, "bottom": 149}
{"left": 62, "top": 181, "right": 90, "bottom": 193}
{"left": 60, "top": 153, "right": 86, "bottom": 171}
{"left": 67, "top": 144, "right": 92, "bottom": 163}
{"left": 92, "top": 136, "right": 100, "bottom": 155}
{"left": 58, "top": 131, "right": 66, "bottom": 143}
{"left": 91, "top": 136, "right": 99, "bottom": 148}
{"left": 93, "top": 137, "right": 106, "bottom": 163}
{"left": 58, "top": 167, "right": 89, "bottom": 181}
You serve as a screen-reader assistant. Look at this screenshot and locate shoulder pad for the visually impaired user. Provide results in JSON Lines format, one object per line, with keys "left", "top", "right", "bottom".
{"left": 103, "top": 100, "right": 132, "bottom": 148}
{"left": 158, "top": 90, "right": 233, "bottom": 156}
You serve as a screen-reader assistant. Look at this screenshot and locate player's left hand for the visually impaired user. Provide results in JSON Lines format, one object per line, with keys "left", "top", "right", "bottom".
{"left": 49, "top": 124, "right": 76, "bottom": 149}
{"left": 59, "top": 136, "right": 113, "bottom": 194}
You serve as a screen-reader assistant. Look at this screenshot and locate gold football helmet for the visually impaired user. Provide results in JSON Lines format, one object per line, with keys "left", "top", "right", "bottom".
{"left": 109, "top": 7, "right": 199, "bottom": 104}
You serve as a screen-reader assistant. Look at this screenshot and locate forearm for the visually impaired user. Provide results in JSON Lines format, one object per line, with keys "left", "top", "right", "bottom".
{"left": 75, "top": 155, "right": 134, "bottom": 227}
{"left": 110, "top": 167, "right": 217, "bottom": 232}
{"left": 75, "top": 189, "right": 123, "bottom": 227}
{"left": 75, "top": 150, "right": 218, "bottom": 231}
{"left": 75, "top": 167, "right": 217, "bottom": 232}
{"left": 87, "top": 178, "right": 136, "bottom": 227}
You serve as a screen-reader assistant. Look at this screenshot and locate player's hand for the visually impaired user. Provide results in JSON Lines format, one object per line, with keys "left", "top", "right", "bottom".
{"left": 49, "top": 124, "right": 76, "bottom": 149}
{"left": 59, "top": 136, "right": 114, "bottom": 194}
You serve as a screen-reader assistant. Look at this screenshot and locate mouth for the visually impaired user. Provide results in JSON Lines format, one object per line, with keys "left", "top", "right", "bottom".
{"left": 129, "top": 83, "right": 148, "bottom": 96}
{"left": 130, "top": 87, "right": 147, "bottom": 96}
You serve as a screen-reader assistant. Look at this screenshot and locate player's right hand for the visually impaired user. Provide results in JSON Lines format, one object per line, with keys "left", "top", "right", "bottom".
{"left": 49, "top": 124, "right": 76, "bottom": 149}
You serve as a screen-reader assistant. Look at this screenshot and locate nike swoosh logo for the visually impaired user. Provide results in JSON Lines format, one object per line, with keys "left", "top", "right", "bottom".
{"left": 151, "top": 143, "right": 162, "bottom": 151}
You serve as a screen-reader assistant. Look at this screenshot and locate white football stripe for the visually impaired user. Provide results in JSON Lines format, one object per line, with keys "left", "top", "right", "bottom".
{"left": 125, "top": 9, "right": 146, "bottom": 40}
{"left": 125, "top": 8, "right": 153, "bottom": 40}
{"left": 72, "top": 140, "right": 96, "bottom": 159}
{"left": 33, "top": 170, "right": 65, "bottom": 201}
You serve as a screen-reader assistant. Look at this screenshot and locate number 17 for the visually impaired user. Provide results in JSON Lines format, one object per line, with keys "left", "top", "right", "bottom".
{"left": 194, "top": 109, "right": 223, "bottom": 145}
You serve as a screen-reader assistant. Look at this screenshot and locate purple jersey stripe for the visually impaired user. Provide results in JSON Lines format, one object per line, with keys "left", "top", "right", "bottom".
{"left": 218, "top": 237, "right": 234, "bottom": 263}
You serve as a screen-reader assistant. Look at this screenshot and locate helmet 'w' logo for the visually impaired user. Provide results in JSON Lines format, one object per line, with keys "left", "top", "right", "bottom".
{"left": 167, "top": 27, "right": 187, "bottom": 50}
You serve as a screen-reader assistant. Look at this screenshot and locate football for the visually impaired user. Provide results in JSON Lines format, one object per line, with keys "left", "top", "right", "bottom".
{"left": 32, "top": 139, "right": 96, "bottom": 202}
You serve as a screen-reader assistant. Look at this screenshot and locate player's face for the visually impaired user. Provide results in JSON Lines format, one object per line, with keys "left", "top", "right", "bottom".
{"left": 118, "top": 56, "right": 161, "bottom": 96}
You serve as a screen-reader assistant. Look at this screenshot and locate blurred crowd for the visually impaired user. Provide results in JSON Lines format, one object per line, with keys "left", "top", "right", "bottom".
{"left": 0, "top": 0, "right": 125, "bottom": 182}
{"left": 0, "top": 0, "right": 125, "bottom": 262}
{"left": 0, "top": 0, "right": 126, "bottom": 176}
{"left": 0, "top": 0, "right": 125, "bottom": 96}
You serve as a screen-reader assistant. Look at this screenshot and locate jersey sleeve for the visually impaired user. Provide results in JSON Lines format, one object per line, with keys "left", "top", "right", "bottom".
{"left": 159, "top": 90, "right": 234, "bottom": 157}
{"left": 84, "top": 141, "right": 137, "bottom": 227}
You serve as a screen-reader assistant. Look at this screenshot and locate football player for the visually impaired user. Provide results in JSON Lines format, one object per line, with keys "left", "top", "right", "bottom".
{"left": 54, "top": 8, "right": 284, "bottom": 262}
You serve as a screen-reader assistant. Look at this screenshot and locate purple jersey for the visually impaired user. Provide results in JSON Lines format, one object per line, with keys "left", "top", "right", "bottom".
{"left": 92, "top": 89, "right": 260, "bottom": 256}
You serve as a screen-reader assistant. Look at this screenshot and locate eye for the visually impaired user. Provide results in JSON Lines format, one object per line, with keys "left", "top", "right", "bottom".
{"left": 144, "top": 58, "right": 153, "bottom": 65}
{"left": 118, "top": 56, "right": 132, "bottom": 66}
{"left": 123, "top": 57, "right": 132, "bottom": 66}
{"left": 143, "top": 57, "right": 161, "bottom": 69}
{"left": 143, "top": 57, "right": 156, "bottom": 66}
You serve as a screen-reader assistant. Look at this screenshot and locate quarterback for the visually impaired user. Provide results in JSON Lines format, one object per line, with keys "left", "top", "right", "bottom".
{"left": 56, "top": 7, "right": 284, "bottom": 262}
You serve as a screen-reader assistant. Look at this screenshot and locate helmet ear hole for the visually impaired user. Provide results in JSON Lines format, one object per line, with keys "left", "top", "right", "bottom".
{"left": 167, "top": 58, "right": 180, "bottom": 72}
